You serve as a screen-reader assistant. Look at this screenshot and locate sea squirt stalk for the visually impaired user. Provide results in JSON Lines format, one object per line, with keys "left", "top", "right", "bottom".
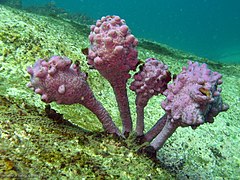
{"left": 27, "top": 56, "right": 121, "bottom": 136}
{"left": 88, "top": 15, "right": 139, "bottom": 136}
{"left": 130, "top": 58, "right": 171, "bottom": 137}
{"left": 143, "top": 61, "right": 229, "bottom": 155}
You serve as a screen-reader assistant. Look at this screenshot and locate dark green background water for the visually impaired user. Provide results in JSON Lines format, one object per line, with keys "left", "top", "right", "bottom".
{"left": 22, "top": 0, "right": 240, "bottom": 64}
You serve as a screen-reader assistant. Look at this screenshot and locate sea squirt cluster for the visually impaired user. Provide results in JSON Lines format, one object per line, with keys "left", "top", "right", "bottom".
{"left": 27, "top": 15, "right": 229, "bottom": 159}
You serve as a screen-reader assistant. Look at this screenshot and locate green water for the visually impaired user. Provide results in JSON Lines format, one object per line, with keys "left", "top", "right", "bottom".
{"left": 21, "top": 0, "right": 240, "bottom": 64}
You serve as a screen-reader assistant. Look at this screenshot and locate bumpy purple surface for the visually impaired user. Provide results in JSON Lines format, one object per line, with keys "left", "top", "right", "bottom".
{"left": 27, "top": 56, "right": 89, "bottom": 104}
{"left": 87, "top": 15, "right": 139, "bottom": 134}
{"left": 27, "top": 56, "right": 121, "bottom": 135}
{"left": 130, "top": 58, "right": 171, "bottom": 136}
{"left": 161, "top": 61, "right": 229, "bottom": 128}
{"left": 88, "top": 15, "right": 139, "bottom": 81}
{"left": 147, "top": 61, "right": 229, "bottom": 151}
{"left": 130, "top": 58, "right": 171, "bottom": 107}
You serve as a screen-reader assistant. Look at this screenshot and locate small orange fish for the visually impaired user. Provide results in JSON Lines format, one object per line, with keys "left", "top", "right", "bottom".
{"left": 199, "top": 87, "right": 211, "bottom": 97}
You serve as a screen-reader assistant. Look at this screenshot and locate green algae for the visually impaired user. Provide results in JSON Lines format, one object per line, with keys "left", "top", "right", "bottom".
{"left": 0, "top": 5, "right": 240, "bottom": 179}
{"left": 0, "top": 96, "right": 171, "bottom": 179}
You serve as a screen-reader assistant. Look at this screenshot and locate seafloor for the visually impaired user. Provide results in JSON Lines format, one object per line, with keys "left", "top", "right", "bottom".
{"left": 0, "top": 5, "right": 239, "bottom": 179}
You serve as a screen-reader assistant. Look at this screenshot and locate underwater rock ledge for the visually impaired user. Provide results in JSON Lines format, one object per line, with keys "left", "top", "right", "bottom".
{"left": 0, "top": 5, "right": 240, "bottom": 179}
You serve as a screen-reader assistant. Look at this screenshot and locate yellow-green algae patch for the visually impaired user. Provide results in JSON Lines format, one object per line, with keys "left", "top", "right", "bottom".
{"left": 0, "top": 5, "right": 240, "bottom": 179}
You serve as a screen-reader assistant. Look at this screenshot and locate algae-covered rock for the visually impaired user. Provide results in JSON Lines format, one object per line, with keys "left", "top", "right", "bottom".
{"left": 0, "top": 5, "right": 240, "bottom": 179}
